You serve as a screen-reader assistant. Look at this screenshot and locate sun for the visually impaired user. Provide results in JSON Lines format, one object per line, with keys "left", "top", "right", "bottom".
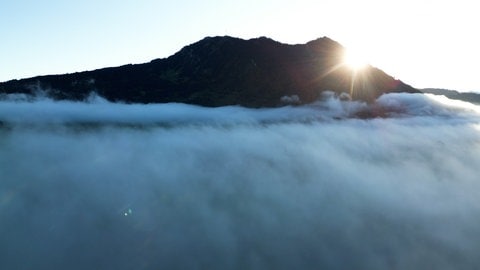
{"left": 343, "top": 48, "right": 369, "bottom": 71}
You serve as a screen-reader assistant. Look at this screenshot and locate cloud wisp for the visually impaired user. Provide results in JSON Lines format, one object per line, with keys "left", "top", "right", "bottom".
{"left": 1, "top": 93, "right": 480, "bottom": 269}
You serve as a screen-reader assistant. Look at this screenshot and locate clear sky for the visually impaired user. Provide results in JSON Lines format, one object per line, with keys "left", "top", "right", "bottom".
{"left": 1, "top": 0, "right": 479, "bottom": 92}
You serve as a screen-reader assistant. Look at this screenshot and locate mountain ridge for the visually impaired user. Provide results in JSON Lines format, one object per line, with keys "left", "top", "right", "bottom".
{"left": 421, "top": 88, "right": 480, "bottom": 105}
{"left": 0, "top": 36, "right": 418, "bottom": 107}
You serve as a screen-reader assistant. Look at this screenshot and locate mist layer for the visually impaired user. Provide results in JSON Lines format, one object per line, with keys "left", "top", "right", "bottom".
{"left": 1, "top": 93, "right": 480, "bottom": 269}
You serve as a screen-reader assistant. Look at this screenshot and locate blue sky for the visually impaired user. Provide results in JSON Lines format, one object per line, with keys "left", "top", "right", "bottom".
{"left": 1, "top": 0, "right": 479, "bottom": 92}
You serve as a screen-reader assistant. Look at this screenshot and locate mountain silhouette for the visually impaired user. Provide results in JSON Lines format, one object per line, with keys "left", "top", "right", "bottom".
{"left": 421, "top": 88, "right": 480, "bottom": 105}
{"left": 0, "top": 36, "right": 418, "bottom": 107}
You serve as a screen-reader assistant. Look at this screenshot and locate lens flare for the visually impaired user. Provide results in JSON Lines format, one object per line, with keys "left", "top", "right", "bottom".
{"left": 343, "top": 48, "right": 369, "bottom": 71}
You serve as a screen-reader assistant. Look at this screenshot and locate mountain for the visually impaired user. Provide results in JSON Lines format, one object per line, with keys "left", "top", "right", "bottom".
{"left": 421, "top": 88, "right": 480, "bottom": 105}
{"left": 0, "top": 36, "right": 418, "bottom": 107}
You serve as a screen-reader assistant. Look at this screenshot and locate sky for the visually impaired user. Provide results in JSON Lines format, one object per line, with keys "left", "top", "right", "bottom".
{"left": 1, "top": 0, "right": 479, "bottom": 92}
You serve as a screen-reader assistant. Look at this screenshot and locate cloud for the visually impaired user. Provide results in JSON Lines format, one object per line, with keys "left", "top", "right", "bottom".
{"left": 0, "top": 91, "right": 368, "bottom": 126}
{"left": 1, "top": 93, "right": 480, "bottom": 269}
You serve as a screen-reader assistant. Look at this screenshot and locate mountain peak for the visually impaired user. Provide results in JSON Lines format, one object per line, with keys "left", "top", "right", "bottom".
{"left": 0, "top": 36, "right": 418, "bottom": 107}
{"left": 306, "top": 36, "right": 342, "bottom": 46}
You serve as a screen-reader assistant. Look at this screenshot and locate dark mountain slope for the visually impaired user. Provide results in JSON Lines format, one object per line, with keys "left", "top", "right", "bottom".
{"left": 0, "top": 36, "right": 418, "bottom": 107}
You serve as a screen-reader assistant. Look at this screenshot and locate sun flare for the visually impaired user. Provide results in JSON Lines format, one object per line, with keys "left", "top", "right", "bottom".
{"left": 343, "top": 48, "right": 369, "bottom": 71}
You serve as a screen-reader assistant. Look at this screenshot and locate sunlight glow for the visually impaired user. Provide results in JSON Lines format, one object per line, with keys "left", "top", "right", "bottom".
{"left": 343, "top": 48, "right": 369, "bottom": 71}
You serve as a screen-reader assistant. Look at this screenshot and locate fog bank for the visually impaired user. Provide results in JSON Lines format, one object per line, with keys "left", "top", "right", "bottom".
{"left": 1, "top": 93, "right": 480, "bottom": 269}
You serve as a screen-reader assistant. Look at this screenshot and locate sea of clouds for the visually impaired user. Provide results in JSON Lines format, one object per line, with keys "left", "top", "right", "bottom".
{"left": 1, "top": 92, "right": 480, "bottom": 269}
